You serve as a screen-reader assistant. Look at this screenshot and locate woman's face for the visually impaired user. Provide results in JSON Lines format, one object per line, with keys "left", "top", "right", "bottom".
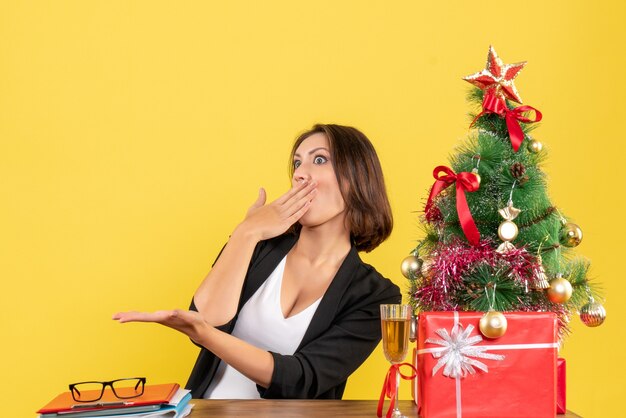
{"left": 292, "top": 133, "right": 346, "bottom": 229}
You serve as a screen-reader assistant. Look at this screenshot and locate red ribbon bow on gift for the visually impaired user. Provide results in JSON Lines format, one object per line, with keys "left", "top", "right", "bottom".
{"left": 424, "top": 166, "right": 481, "bottom": 245}
{"left": 473, "top": 90, "right": 543, "bottom": 152}
{"left": 377, "top": 362, "right": 418, "bottom": 418}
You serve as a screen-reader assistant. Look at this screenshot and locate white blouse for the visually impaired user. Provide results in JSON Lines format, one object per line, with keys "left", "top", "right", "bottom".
{"left": 203, "top": 256, "right": 322, "bottom": 399}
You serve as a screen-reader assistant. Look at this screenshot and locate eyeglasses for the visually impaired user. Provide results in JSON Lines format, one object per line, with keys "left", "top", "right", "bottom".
{"left": 69, "top": 377, "right": 146, "bottom": 402}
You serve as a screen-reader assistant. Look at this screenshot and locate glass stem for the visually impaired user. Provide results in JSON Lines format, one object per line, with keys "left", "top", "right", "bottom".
{"left": 394, "top": 367, "right": 401, "bottom": 413}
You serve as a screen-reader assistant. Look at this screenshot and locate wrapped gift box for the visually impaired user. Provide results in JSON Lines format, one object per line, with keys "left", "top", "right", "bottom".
{"left": 415, "top": 311, "right": 558, "bottom": 418}
{"left": 557, "top": 358, "right": 566, "bottom": 414}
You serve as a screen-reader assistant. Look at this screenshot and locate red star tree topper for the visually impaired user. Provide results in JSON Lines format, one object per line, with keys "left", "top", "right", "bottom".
{"left": 463, "top": 45, "right": 526, "bottom": 105}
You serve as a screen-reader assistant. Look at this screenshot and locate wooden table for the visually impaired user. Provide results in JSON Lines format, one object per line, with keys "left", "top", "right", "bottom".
{"left": 189, "top": 399, "right": 582, "bottom": 417}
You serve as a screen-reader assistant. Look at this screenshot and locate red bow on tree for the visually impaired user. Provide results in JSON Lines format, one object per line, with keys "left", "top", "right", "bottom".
{"left": 424, "top": 166, "right": 481, "bottom": 245}
{"left": 475, "top": 90, "right": 542, "bottom": 152}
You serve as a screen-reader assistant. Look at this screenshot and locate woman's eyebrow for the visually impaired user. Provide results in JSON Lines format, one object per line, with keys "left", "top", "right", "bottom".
{"left": 293, "top": 147, "right": 330, "bottom": 158}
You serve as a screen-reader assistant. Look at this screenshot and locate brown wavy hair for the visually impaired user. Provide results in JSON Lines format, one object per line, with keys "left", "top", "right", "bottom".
{"left": 288, "top": 124, "right": 393, "bottom": 252}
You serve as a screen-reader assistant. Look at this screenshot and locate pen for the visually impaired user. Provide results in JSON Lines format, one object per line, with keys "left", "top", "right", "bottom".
{"left": 70, "top": 401, "right": 135, "bottom": 409}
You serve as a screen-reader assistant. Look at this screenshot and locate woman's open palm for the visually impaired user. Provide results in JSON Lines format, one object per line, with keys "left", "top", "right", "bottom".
{"left": 113, "top": 309, "right": 208, "bottom": 343}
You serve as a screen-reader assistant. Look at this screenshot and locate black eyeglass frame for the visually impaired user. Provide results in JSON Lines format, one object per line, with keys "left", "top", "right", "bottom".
{"left": 69, "top": 377, "right": 146, "bottom": 403}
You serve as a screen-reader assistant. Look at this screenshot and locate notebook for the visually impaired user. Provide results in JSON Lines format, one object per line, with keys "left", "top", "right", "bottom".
{"left": 37, "top": 383, "right": 180, "bottom": 415}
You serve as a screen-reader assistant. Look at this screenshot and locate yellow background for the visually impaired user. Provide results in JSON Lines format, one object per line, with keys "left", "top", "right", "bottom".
{"left": 1, "top": 1, "right": 624, "bottom": 417}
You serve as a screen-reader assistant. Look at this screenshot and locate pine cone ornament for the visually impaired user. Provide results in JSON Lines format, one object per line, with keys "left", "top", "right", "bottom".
{"left": 510, "top": 162, "right": 529, "bottom": 185}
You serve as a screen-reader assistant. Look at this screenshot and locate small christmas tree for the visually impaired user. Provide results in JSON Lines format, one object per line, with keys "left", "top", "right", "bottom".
{"left": 403, "top": 46, "right": 606, "bottom": 339}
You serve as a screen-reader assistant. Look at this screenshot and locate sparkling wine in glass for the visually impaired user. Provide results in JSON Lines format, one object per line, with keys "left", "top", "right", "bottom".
{"left": 380, "top": 304, "right": 411, "bottom": 418}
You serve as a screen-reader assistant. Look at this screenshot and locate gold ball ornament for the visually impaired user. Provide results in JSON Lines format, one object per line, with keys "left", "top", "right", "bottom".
{"left": 471, "top": 168, "right": 481, "bottom": 186}
{"left": 560, "top": 222, "right": 583, "bottom": 247}
{"left": 547, "top": 276, "right": 573, "bottom": 303}
{"left": 401, "top": 255, "right": 423, "bottom": 279}
{"left": 479, "top": 311, "right": 508, "bottom": 339}
{"left": 498, "top": 220, "right": 519, "bottom": 241}
{"left": 580, "top": 301, "right": 606, "bottom": 327}
{"left": 527, "top": 139, "right": 543, "bottom": 153}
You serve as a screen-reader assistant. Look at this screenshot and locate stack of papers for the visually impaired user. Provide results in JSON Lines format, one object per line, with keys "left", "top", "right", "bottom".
{"left": 37, "top": 384, "right": 193, "bottom": 418}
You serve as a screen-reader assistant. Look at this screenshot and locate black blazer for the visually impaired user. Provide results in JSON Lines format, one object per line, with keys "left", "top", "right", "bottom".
{"left": 186, "top": 233, "right": 401, "bottom": 399}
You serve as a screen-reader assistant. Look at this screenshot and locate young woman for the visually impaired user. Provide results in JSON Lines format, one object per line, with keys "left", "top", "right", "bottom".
{"left": 113, "top": 124, "right": 401, "bottom": 399}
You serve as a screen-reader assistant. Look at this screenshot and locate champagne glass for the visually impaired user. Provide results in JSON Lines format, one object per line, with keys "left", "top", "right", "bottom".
{"left": 380, "top": 304, "right": 411, "bottom": 418}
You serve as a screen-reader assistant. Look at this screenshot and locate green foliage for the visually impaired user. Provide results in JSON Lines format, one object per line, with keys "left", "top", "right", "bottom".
{"left": 417, "top": 223, "right": 440, "bottom": 253}
{"left": 564, "top": 258, "right": 595, "bottom": 308}
{"left": 458, "top": 263, "right": 528, "bottom": 311}
{"left": 517, "top": 213, "right": 563, "bottom": 258}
